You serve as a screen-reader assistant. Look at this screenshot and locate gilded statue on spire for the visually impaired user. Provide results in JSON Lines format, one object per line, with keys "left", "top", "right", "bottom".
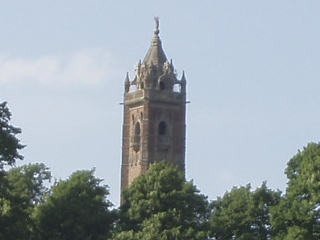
{"left": 154, "top": 16, "right": 159, "bottom": 30}
{"left": 154, "top": 16, "right": 160, "bottom": 35}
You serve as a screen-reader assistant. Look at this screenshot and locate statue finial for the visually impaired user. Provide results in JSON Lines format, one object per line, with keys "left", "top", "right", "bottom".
{"left": 154, "top": 16, "right": 160, "bottom": 35}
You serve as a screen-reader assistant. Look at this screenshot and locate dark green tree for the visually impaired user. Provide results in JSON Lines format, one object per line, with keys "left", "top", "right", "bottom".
{"left": 0, "top": 163, "right": 51, "bottom": 240}
{"left": 210, "top": 183, "right": 280, "bottom": 240}
{"left": 114, "top": 161, "right": 210, "bottom": 240}
{"left": 271, "top": 142, "right": 320, "bottom": 239}
{"left": 33, "top": 169, "right": 115, "bottom": 240}
{"left": 0, "top": 100, "right": 24, "bottom": 170}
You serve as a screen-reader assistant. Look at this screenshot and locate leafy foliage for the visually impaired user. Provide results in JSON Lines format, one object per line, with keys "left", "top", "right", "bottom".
{"left": 0, "top": 100, "right": 24, "bottom": 170}
{"left": 114, "top": 161, "right": 210, "bottom": 240}
{"left": 210, "top": 183, "right": 280, "bottom": 240}
{"left": 271, "top": 142, "right": 320, "bottom": 239}
{"left": 3, "top": 97, "right": 320, "bottom": 240}
{"left": 0, "top": 163, "right": 51, "bottom": 240}
{"left": 33, "top": 169, "right": 116, "bottom": 240}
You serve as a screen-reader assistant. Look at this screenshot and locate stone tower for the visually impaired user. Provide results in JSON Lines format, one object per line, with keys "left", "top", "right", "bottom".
{"left": 121, "top": 19, "right": 187, "bottom": 196}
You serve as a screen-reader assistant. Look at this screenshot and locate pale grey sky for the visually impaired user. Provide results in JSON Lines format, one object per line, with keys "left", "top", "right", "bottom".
{"left": 1, "top": 1, "right": 320, "bottom": 206}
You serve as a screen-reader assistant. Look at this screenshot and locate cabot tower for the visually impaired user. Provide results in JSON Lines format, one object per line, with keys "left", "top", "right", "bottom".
{"left": 121, "top": 19, "right": 187, "bottom": 193}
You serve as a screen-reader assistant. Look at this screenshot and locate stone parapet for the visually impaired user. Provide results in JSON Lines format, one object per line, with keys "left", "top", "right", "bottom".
{"left": 125, "top": 89, "right": 185, "bottom": 105}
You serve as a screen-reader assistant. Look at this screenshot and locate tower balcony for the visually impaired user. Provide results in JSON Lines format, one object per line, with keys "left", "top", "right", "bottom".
{"left": 130, "top": 135, "right": 141, "bottom": 152}
{"left": 125, "top": 89, "right": 185, "bottom": 105}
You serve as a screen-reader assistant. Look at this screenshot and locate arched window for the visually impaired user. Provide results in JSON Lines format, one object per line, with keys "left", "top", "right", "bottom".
{"left": 173, "top": 83, "right": 181, "bottom": 93}
{"left": 157, "top": 121, "right": 170, "bottom": 151}
{"left": 159, "top": 81, "right": 165, "bottom": 90}
{"left": 158, "top": 121, "right": 166, "bottom": 135}
{"left": 132, "top": 122, "right": 141, "bottom": 152}
{"left": 129, "top": 84, "right": 137, "bottom": 92}
{"left": 135, "top": 122, "right": 140, "bottom": 136}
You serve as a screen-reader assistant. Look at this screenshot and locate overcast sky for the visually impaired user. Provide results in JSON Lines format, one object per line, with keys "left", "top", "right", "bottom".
{"left": 1, "top": 1, "right": 319, "bottom": 206}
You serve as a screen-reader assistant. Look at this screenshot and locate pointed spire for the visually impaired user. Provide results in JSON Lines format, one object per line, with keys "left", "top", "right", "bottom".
{"left": 143, "top": 17, "right": 167, "bottom": 66}
{"left": 137, "top": 60, "right": 141, "bottom": 76}
{"left": 125, "top": 72, "right": 130, "bottom": 83}
{"left": 125, "top": 72, "right": 130, "bottom": 93}
{"left": 180, "top": 71, "right": 187, "bottom": 93}
{"left": 181, "top": 71, "right": 186, "bottom": 82}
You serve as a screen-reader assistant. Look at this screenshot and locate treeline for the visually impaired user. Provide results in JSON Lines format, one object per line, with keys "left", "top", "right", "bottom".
{"left": 1, "top": 99, "right": 320, "bottom": 240}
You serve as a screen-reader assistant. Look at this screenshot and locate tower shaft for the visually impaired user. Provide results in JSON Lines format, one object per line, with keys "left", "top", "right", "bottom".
{"left": 121, "top": 21, "right": 187, "bottom": 199}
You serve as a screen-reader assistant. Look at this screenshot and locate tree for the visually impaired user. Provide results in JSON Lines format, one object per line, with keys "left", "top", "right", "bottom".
{"left": 114, "top": 161, "right": 210, "bottom": 240}
{"left": 0, "top": 99, "right": 39, "bottom": 239}
{"left": 0, "top": 100, "right": 24, "bottom": 170}
{"left": 210, "top": 183, "right": 280, "bottom": 240}
{"left": 33, "top": 169, "right": 115, "bottom": 240}
{"left": 0, "top": 163, "right": 51, "bottom": 240}
{"left": 271, "top": 142, "right": 320, "bottom": 239}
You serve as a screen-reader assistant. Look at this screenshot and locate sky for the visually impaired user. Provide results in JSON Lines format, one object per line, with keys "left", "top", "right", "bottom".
{"left": 1, "top": 1, "right": 320, "bottom": 206}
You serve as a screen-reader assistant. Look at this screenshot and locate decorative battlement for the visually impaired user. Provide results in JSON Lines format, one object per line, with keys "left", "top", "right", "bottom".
{"left": 124, "top": 18, "right": 186, "bottom": 96}
{"left": 125, "top": 89, "right": 185, "bottom": 105}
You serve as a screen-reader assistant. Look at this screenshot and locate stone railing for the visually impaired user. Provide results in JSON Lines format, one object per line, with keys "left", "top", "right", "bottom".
{"left": 130, "top": 135, "right": 141, "bottom": 152}
{"left": 125, "top": 89, "right": 185, "bottom": 104}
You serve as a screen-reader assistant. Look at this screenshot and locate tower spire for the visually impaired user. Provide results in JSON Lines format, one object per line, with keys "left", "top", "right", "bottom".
{"left": 143, "top": 17, "right": 167, "bottom": 66}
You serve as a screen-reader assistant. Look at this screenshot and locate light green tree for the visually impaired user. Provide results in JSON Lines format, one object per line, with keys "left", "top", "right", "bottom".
{"left": 0, "top": 99, "right": 42, "bottom": 239}
{"left": 0, "top": 163, "right": 51, "bottom": 240}
{"left": 271, "top": 142, "right": 320, "bottom": 240}
{"left": 210, "top": 183, "right": 280, "bottom": 240}
{"left": 114, "top": 161, "right": 210, "bottom": 240}
{"left": 33, "top": 169, "right": 116, "bottom": 240}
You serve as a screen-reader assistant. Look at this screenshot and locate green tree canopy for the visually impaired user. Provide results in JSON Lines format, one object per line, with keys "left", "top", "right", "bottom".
{"left": 33, "top": 169, "right": 115, "bottom": 240}
{"left": 0, "top": 163, "right": 51, "bottom": 240}
{"left": 271, "top": 142, "right": 320, "bottom": 239}
{"left": 114, "top": 161, "right": 210, "bottom": 240}
{"left": 0, "top": 100, "right": 24, "bottom": 170}
{"left": 210, "top": 183, "right": 280, "bottom": 240}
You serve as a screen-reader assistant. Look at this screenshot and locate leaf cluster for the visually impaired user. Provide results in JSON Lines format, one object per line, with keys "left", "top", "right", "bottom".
{"left": 210, "top": 183, "right": 280, "bottom": 240}
{"left": 271, "top": 142, "right": 320, "bottom": 239}
{"left": 115, "top": 161, "right": 210, "bottom": 240}
{"left": 33, "top": 170, "right": 116, "bottom": 240}
{"left": 0, "top": 163, "right": 51, "bottom": 240}
{"left": 3, "top": 98, "right": 320, "bottom": 239}
{"left": 0, "top": 100, "right": 24, "bottom": 169}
